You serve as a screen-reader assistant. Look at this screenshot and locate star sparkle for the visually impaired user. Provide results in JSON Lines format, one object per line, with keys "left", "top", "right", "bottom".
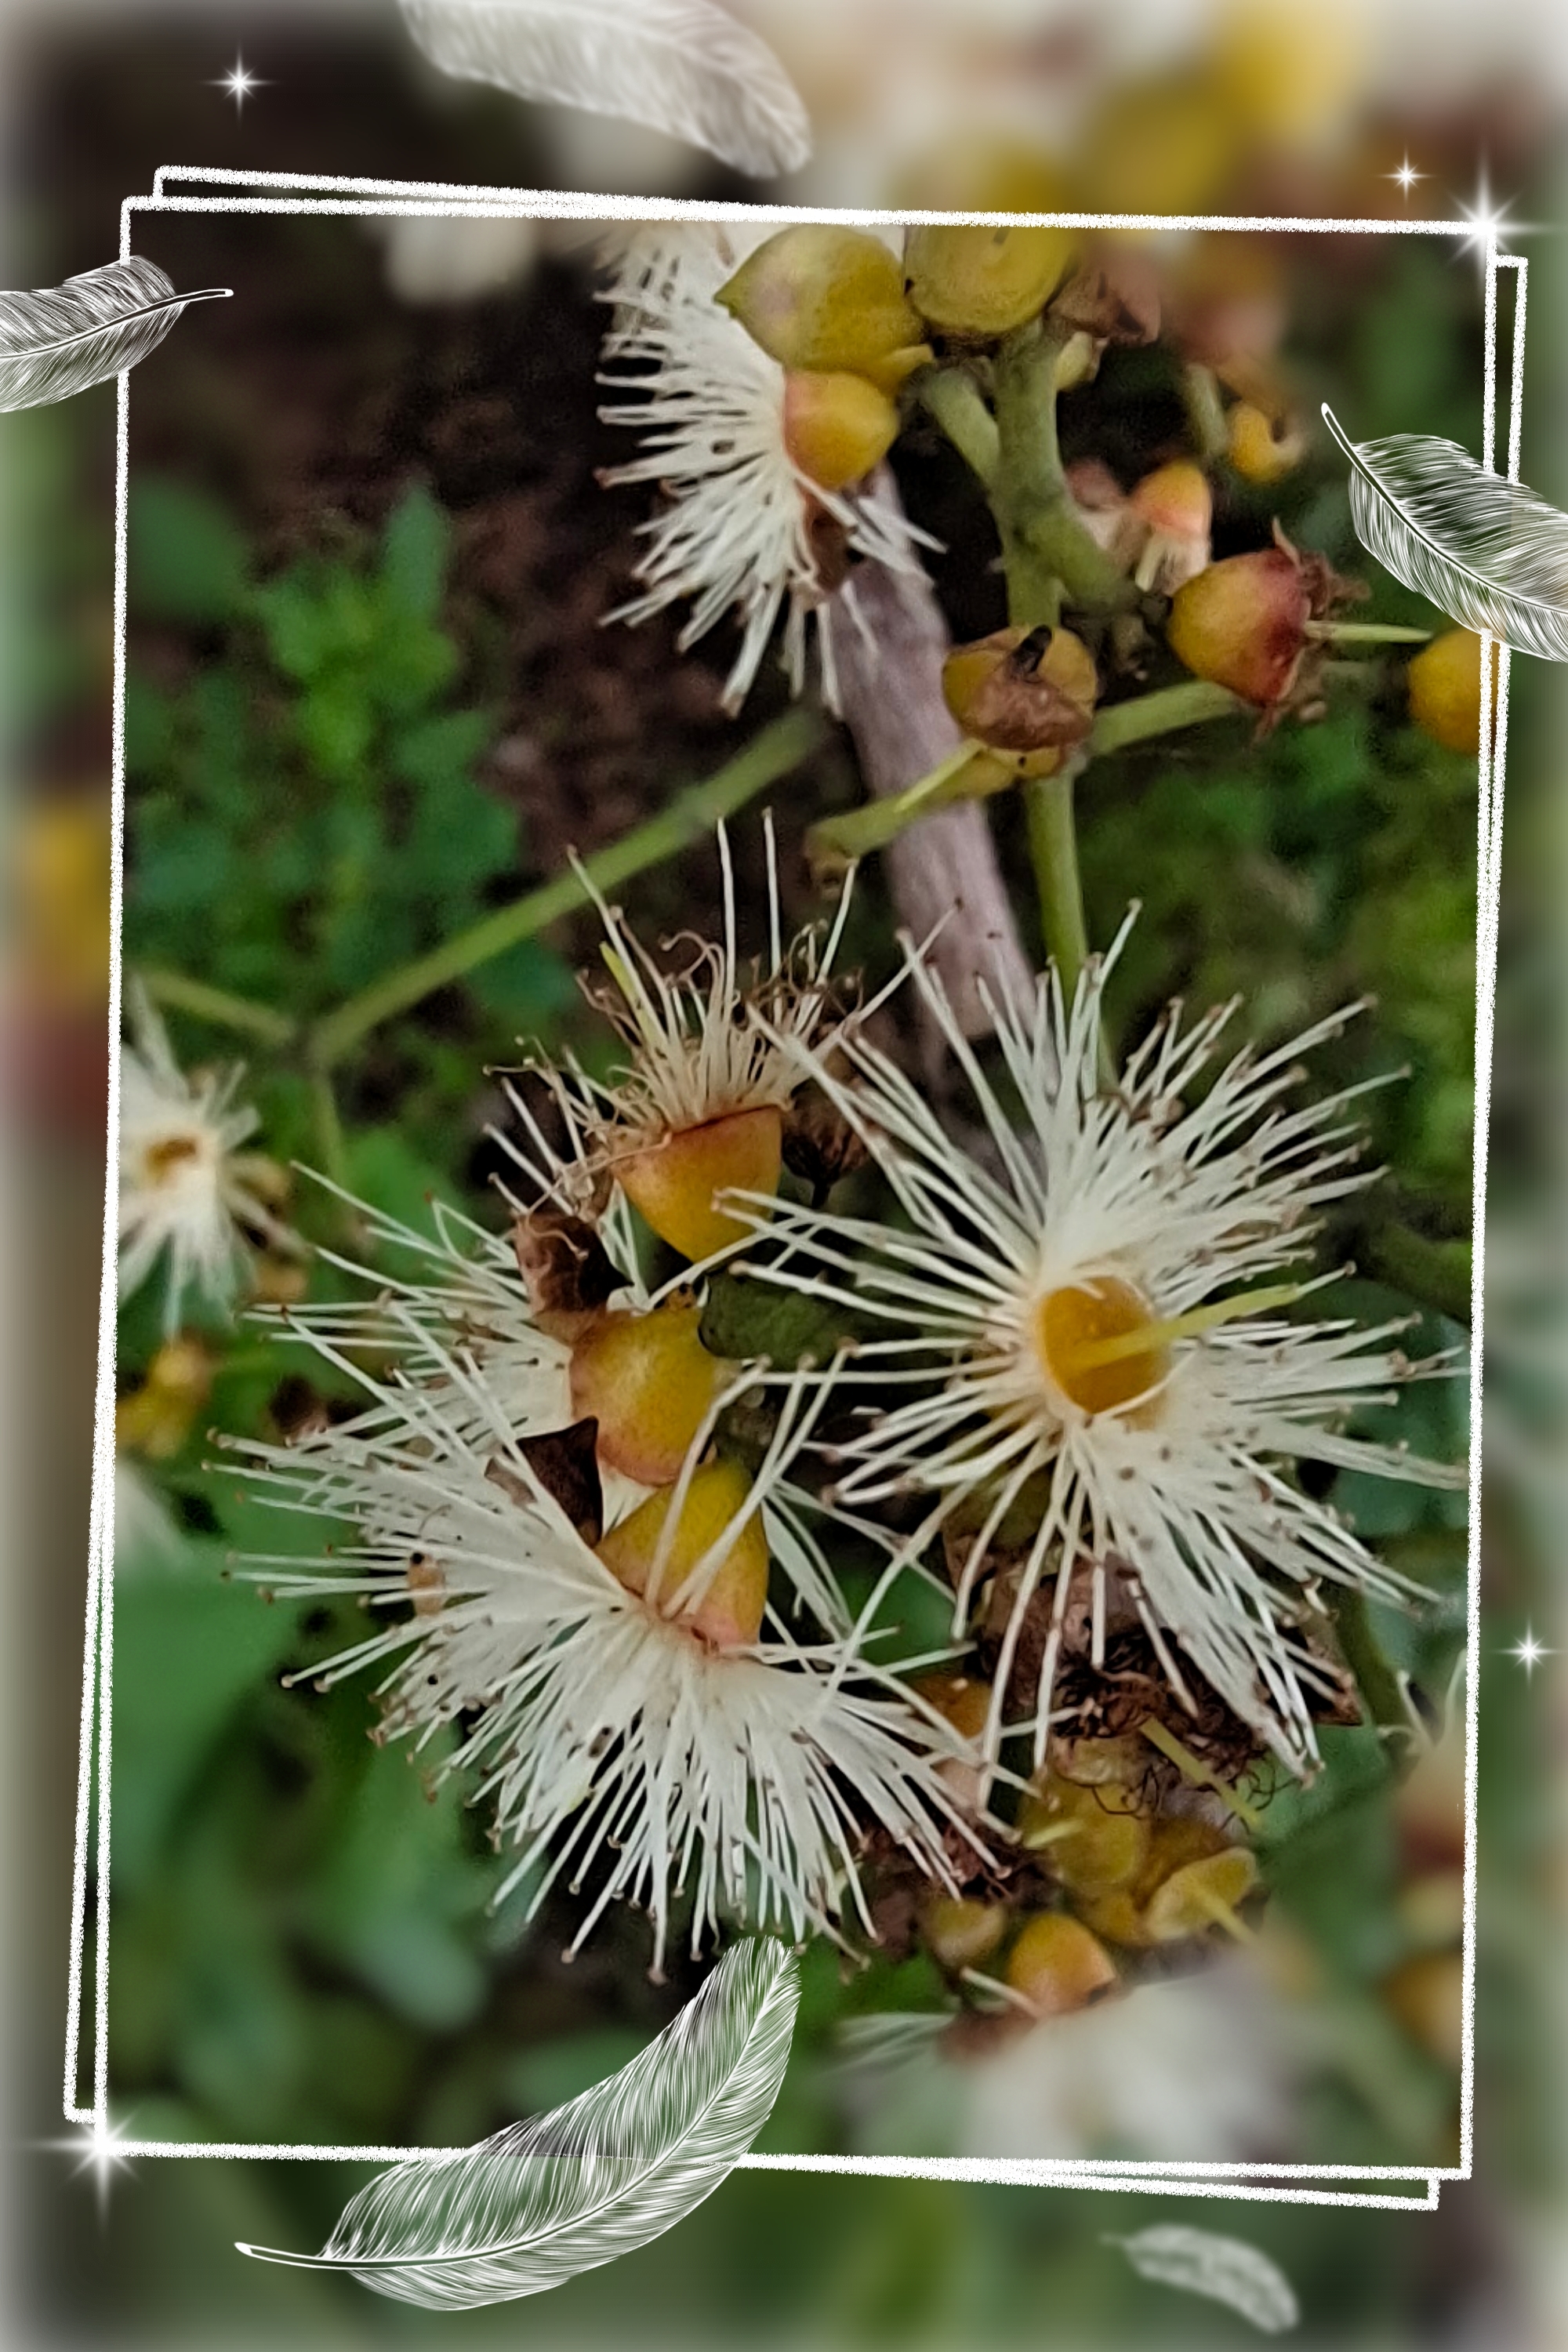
{"left": 211, "top": 53, "right": 268, "bottom": 114}
{"left": 49, "top": 2115, "right": 137, "bottom": 2221}
{"left": 1507, "top": 1627, "right": 1554, "bottom": 1679}
{"left": 1390, "top": 155, "right": 1425, "bottom": 197}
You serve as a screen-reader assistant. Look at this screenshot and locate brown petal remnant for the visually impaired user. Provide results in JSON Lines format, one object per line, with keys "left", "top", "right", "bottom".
{"left": 511, "top": 1203, "right": 620, "bottom": 1334}
{"left": 1048, "top": 247, "right": 1162, "bottom": 350}
{"left": 782, "top": 1083, "right": 870, "bottom": 1196}
{"left": 942, "top": 626, "right": 1099, "bottom": 772}
{"left": 488, "top": 1417, "right": 605, "bottom": 1546}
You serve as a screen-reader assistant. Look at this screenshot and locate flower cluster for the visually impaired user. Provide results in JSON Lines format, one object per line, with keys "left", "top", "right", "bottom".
{"left": 234, "top": 833, "right": 1461, "bottom": 2003}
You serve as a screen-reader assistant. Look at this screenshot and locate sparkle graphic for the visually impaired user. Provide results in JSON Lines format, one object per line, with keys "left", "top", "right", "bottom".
{"left": 211, "top": 53, "right": 268, "bottom": 114}
{"left": 1507, "top": 1627, "right": 1554, "bottom": 1679}
{"left": 1390, "top": 155, "right": 1425, "bottom": 197}
{"left": 1454, "top": 160, "right": 1514, "bottom": 257}
{"left": 49, "top": 2116, "right": 137, "bottom": 2220}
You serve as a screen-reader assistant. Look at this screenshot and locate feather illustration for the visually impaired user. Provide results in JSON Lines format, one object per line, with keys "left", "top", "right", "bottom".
{"left": 1108, "top": 2225, "right": 1300, "bottom": 2334}
{"left": 0, "top": 258, "right": 230, "bottom": 413}
{"left": 1323, "top": 404, "right": 1568, "bottom": 662}
{"left": 238, "top": 1936, "right": 800, "bottom": 2310}
{"left": 398, "top": 0, "right": 812, "bottom": 179}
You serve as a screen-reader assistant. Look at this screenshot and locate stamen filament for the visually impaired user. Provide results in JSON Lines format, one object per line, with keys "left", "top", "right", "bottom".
{"left": 1058, "top": 1281, "right": 1307, "bottom": 1374}
{"left": 1138, "top": 1716, "right": 1265, "bottom": 1832}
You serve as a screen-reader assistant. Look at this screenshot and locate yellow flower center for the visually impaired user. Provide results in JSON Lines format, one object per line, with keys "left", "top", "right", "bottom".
{"left": 1035, "top": 1276, "right": 1171, "bottom": 1417}
{"left": 1034, "top": 1275, "right": 1310, "bottom": 1419}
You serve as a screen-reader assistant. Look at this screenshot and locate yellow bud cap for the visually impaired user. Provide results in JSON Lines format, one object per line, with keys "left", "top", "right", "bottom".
{"left": 115, "top": 1334, "right": 214, "bottom": 1460}
{"left": 1019, "top": 1771, "right": 1150, "bottom": 1897}
{"left": 920, "top": 1895, "right": 1009, "bottom": 1973}
{"left": 783, "top": 369, "right": 900, "bottom": 493}
{"left": 717, "top": 227, "right": 924, "bottom": 376}
{"left": 1004, "top": 1912, "right": 1119, "bottom": 2016}
{"left": 1228, "top": 401, "right": 1307, "bottom": 485}
{"left": 617, "top": 1103, "right": 784, "bottom": 1264}
{"left": 569, "top": 1301, "right": 728, "bottom": 1487}
{"left": 906, "top": 224, "right": 1077, "bottom": 340}
{"left": 1143, "top": 1845, "right": 1260, "bottom": 1943}
{"left": 596, "top": 1458, "right": 769, "bottom": 1650}
{"left": 1407, "top": 628, "right": 1483, "bottom": 756}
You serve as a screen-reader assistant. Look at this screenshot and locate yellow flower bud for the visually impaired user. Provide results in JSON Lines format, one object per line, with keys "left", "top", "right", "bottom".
{"left": 1076, "top": 77, "right": 1240, "bottom": 217}
{"left": 717, "top": 226, "right": 924, "bottom": 377}
{"left": 1228, "top": 401, "right": 1306, "bottom": 485}
{"left": 1018, "top": 1770, "right": 1150, "bottom": 1898}
{"left": 1142, "top": 1844, "right": 1260, "bottom": 1943}
{"left": 1383, "top": 1950, "right": 1464, "bottom": 2070}
{"left": 920, "top": 1895, "right": 1009, "bottom": 1973}
{"left": 1004, "top": 1912, "right": 1119, "bottom": 2016}
{"left": 569, "top": 1300, "right": 728, "bottom": 1487}
{"left": 905, "top": 225, "right": 1077, "bottom": 340}
{"left": 1407, "top": 628, "right": 1483, "bottom": 756}
{"left": 617, "top": 1103, "right": 784, "bottom": 1264}
{"left": 782, "top": 369, "right": 900, "bottom": 493}
{"left": 941, "top": 626, "right": 1098, "bottom": 775}
{"left": 115, "top": 1334, "right": 214, "bottom": 1460}
{"left": 1128, "top": 460, "right": 1213, "bottom": 594}
{"left": 596, "top": 1458, "right": 769, "bottom": 1650}
{"left": 913, "top": 1669, "right": 994, "bottom": 1809}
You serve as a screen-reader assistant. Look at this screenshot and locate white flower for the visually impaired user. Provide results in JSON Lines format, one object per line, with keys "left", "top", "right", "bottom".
{"left": 751, "top": 913, "right": 1465, "bottom": 1776}
{"left": 529, "top": 819, "right": 860, "bottom": 1218}
{"left": 598, "top": 222, "right": 931, "bottom": 712}
{"left": 118, "top": 985, "right": 289, "bottom": 1333}
{"left": 233, "top": 1348, "right": 975, "bottom": 1974}
{"left": 842, "top": 1958, "right": 1303, "bottom": 2165}
{"left": 114, "top": 1454, "right": 187, "bottom": 1573}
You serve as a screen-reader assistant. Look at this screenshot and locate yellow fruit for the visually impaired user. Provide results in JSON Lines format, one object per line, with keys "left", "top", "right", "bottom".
{"left": 717, "top": 227, "right": 924, "bottom": 376}
{"left": 1167, "top": 547, "right": 1311, "bottom": 706}
{"left": 1228, "top": 401, "right": 1306, "bottom": 485}
{"left": 1407, "top": 628, "right": 1483, "bottom": 756}
{"left": 568, "top": 1301, "right": 728, "bottom": 1486}
{"left": 782, "top": 369, "right": 899, "bottom": 492}
{"left": 617, "top": 1103, "right": 784, "bottom": 1263}
{"left": 1019, "top": 1771, "right": 1150, "bottom": 1897}
{"left": 1005, "top": 1913, "right": 1119, "bottom": 2016}
{"left": 1212, "top": 0, "right": 1363, "bottom": 149}
{"left": 920, "top": 1896, "right": 1009, "bottom": 1972}
{"left": 1075, "top": 77, "right": 1240, "bottom": 217}
{"left": 1384, "top": 1950, "right": 1464, "bottom": 2070}
{"left": 905, "top": 225, "right": 1077, "bottom": 339}
{"left": 596, "top": 1459, "right": 769, "bottom": 1649}
{"left": 941, "top": 626, "right": 1098, "bottom": 774}
{"left": 911, "top": 1672, "right": 993, "bottom": 1742}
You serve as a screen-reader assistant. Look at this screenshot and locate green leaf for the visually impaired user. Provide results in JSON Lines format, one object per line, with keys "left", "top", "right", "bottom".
{"left": 129, "top": 476, "right": 249, "bottom": 624}
{"left": 700, "top": 1268, "right": 866, "bottom": 1369}
{"left": 379, "top": 481, "right": 450, "bottom": 623}
{"left": 111, "top": 1553, "right": 305, "bottom": 1893}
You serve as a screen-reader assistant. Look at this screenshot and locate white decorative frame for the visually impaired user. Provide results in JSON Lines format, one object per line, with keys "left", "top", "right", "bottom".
{"left": 70, "top": 166, "right": 1523, "bottom": 2214}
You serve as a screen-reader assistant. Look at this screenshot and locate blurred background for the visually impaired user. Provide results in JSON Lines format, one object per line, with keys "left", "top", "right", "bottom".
{"left": 2, "top": 1, "right": 1565, "bottom": 2345}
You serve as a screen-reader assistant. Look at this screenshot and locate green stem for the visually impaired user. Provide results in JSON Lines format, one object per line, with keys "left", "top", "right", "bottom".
{"left": 1307, "top": 622, "right": 1433, "bottom": 646}
{"left": 1330, "top": 1586, "right": 1421, "bottom": 1762}
{"left": 1087, "top": 677, "right": 1243, "bottom": 753}
{"left": 308, "top": 709, "right": 823, "bottom": 1070}
{"left": 1022, "top": 767, "right": 1089, "bottom": 1000}
{"left": 307, "top": 1062, "right": 352, "bottom": 1197}
{"left": 1362, "top": 1221, "right": 1472, "bottom": 1325}
{"left": 1179, "top": 361, "right": 1229, "bottom": 465}
{"left": 915, "top": 365, "right": 1000, "bottom": 490}
{"left": 992, "top": 321, "right": 1134, "bottom": 624}
{"left": 808, "top": 681, "right": 1244, "bottom": 870}
{"left": 806, "top": 742, "right": 1013, "bottom": 873}
{"left": 138, "top": 967, "right": 296, "bottom": 1050}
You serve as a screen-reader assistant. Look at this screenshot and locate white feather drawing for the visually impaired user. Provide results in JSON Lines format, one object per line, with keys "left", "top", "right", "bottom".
{"left": 398, "top": 0, "right": 812, "bottom": 179}
{"left": 1108, "top": 2225, "right": 1300, "bottom": 2334}
{"left": 1323, "top": 404, "right": 1568, "bottom": 662}
{"left": 0, "top": 258, "right": 230, "bottom": 414}
{"left": 237, "top": 1936, "right": 800, "bottom": 2309}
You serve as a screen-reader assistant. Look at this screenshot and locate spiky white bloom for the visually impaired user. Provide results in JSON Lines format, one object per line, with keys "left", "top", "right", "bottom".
{"left": 270, "top": 1171, "right": 854, "bottom": 1632}
{"left": 118, "top": 984, "right": 289, "bottom": 1333}
{"left": 598, "top": 222, "right": 932, "bottom": 713}
{"left": 751, "top": 913, "right": 1465, "bottom": 1776}
{"left": 233, "top": 1349, "right": 976, "bottom": 1974}
{"left": 533, "top": 818, "right": 861, "bottom": 1193}
{"left": 114, "top": 1454, "right": 187, "bottom": 1572}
